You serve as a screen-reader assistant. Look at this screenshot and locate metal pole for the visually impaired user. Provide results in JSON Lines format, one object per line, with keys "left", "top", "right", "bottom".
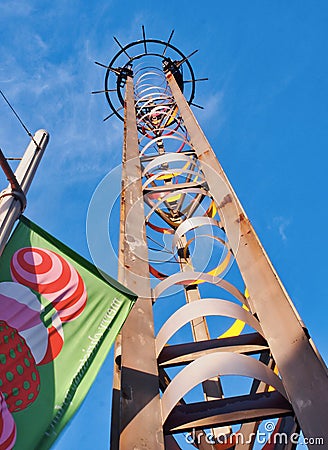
{"left": 166, "top": 71, "right": 328, "bottom": 446}
{"left": 0, "top": 129, "right": 49, "bottom": 256}
{"left": 117, "top": 75, "right": 164, "bottom": 450}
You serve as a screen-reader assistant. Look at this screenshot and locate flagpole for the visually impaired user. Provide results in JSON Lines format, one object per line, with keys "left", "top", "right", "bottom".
{"left": 0, "top": 129, "right": 49, "bottom": 256}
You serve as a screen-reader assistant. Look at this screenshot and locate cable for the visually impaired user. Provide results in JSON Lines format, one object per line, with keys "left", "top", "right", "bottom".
{"left": 0, "top": 90, "right": 39, "bottom": 148}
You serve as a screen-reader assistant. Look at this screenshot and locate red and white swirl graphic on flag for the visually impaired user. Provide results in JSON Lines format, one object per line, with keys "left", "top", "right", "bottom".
{"left": 0, "top": 392, "right": 16, "bottom": 450}
{"left": 0, "top": 283, "right": 63, "bottom": 365}
{"left": 10, "top": 248, "right": 87, "bottom": 323}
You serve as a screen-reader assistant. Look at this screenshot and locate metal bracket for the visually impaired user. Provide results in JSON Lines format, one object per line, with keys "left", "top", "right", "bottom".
{"left": 0, "top": 149, "right": 27, "bottom": 212}
{"left": 0, "top": 189, "right": 27, "bottom": 213}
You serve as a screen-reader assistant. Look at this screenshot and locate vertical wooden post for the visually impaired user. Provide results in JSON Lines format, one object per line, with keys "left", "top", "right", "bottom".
{"left": 117, "top": 75, "right": 164, "bottom": 450}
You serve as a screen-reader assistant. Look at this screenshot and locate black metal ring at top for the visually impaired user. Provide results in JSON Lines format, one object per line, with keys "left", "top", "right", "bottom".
{"left": 104, "top": 38, "right": 197, "bottom": 121}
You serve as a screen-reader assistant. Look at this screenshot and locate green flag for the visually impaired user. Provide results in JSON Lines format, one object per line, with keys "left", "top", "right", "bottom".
{"left": 0, "top": 216, "right": 136, "bottom": 449}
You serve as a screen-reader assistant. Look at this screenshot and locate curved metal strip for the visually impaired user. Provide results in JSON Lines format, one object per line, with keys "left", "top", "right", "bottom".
{"left": 139, "top": 121, "right": 182, "bottom": 141}
{"left": 138, "top": 104, "right": 172, "bottom": 119}
{"left": 136, "top": 79, "right": 167, "bottom": 89}
{"left": 147, "top": 221, "right": 175, "bottom": 234}
{"left": 135, "top": 89, "right": 170, "bottom": 103}
{"left": 136, "top": 97, "right": 172, "bottom": 112}
{"left": 135, "top": 84, "right": 169, "bottom": 95}
{"left": 164, "top": 105, "right": 179, "bottom": 127}
{"left": 153, "top": 271, "right": 246, "bottom": 305}
{"left": 139, "top": 116, "right": 181, "bottom": 138}
{"left": 207, "top": 250, "right": 232, "bottom": 278}
{"left": 145, "top": 181, "right": 205, "bottom": 196}
{"left": 217, "top": 288, "right": 250, "bottom": 339}
{"left": 135, "top": 85, "right": 169, "bottom": 96}
{"left": 172, "top": 216, "right": 222, "bottom": 250}
{"left": 146, "top": 199, "right": 217, "bottom": 235}
{"left": 161, "top": 352, "right": 288, "bottom": 423}
{"left": 142, "top": 153, "right": 196, "bottom": 176}
{"left": 137, "top": 105, "right": 174, "bottom": 126}
{"left": 149, "top": 264, "right": 168, "bottom": 280}
{"left": 218, "top": 302, "right": 248, "bottom": 339}
{"left": 139, "top": 126, "right": 187, "bottom": 147}
{"left": 140, "top": 134, "right": 193, "bottom": 156}
{"left": 155, "top": 299, "right": 264, "bottom": 356}
{"left": 183, "top": 235, "right": 232, "bottom": 279}
{"left": 136, "top": 96, "right": 166, "bottom": 108}
{"left": 142, "top": 169, "right": 203, "bottom": 190}
{"left": 145, "top": 188, "right": 208, "bottom": 222}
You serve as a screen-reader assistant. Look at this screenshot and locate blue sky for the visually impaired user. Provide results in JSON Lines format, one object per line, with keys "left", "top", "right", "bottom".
{"left": 1, "top": 1, "right": 327, "bottom": 449}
